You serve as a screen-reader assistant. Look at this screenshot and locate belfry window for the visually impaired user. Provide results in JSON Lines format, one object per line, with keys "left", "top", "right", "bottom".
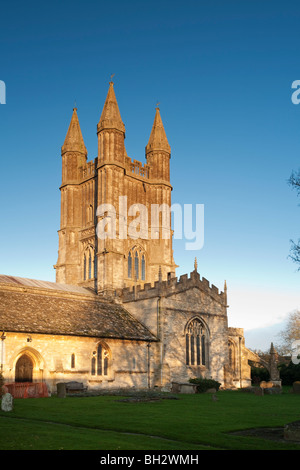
{"left": 141, "top": 255, "right": 145, "bottom": 281}
{"left": 127, "top": 247, "right": 146, "bottom": 281}
{"left": 128, "top": 252, "right": 132, "bottom": 278}
{"left": 83, "top": 245, "right": 96, "bottom": 281}
{"left": 134, "top": 251, "right": 139, "bottom": 279}
{"left": 91, "top": 343, "right": 110, "bottom": 377}
{"left": 185, "top": 318, "right": 207, "bottom": 366}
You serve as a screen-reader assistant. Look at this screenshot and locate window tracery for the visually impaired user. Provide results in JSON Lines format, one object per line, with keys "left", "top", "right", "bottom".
{"left": 185, "top": 318, "right": 207, "bottom": 367}
{"left": 127, "top": 247, "right": 146, "bottom": 281}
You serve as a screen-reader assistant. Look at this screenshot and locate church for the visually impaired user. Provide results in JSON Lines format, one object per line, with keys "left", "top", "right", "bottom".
{"left": 0, "top": 82, "right": 252, "bottom": 394}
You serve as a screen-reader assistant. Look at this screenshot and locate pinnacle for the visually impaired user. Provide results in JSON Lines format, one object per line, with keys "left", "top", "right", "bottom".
{"left": 61, "top": 108, "right": 87, "bottom": 157}
{"left": 146, "top": 107, "right": 171, "bottom": 154}
{"left": 97, "top": 82, "right": 125, "bottom": 133}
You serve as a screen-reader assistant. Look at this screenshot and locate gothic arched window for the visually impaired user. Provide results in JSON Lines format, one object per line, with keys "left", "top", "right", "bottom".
{"left": 83, "top": 245, "right": 96, "bottom": 281}
{"left": 71, "top": 353, "right": 75, "bottom": 369}
{"left": 128, "top": 247, "right": 146, "bottom": 281}
{"left": 134, "top": 251, "right": 139, "bottom": 279}
{"left": 91, "top": 343, "right": 110, "bottom": 377}
{"left": 185, "top": 318, "right": 207, "bottom": 367}
{"left": 228, "top": 340, "right": 236, "bottom": 372}
{"left": 128, "top": 251, "right": 132, "bottom": 278}
{"left": 141, "top": 255, "right": 145, "bottom": 280}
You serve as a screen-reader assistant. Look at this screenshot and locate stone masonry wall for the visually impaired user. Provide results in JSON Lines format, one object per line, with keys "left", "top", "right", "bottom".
{"left": 1, "top": 333, "right": 154, "bottom": 393}
{"left": 122, "top": 270, "right": 230, "bottom": 388}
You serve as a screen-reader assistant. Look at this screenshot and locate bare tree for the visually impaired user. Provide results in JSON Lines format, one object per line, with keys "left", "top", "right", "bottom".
{"left": 288, "top": 170, "right": 300, "bottom": 268}
{"left": 277, "top": 310, "right": 300, "bottom": 353}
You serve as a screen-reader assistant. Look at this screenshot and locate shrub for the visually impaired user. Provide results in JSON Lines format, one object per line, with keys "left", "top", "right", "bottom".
{"left": 278, "top": 361, "right": 300, "bottom": 385}
{"left": 251, "top": 366, "right": 270, "bottom": 384}
{"left": 189, "top": 377, "right": 221, "bottom": 393}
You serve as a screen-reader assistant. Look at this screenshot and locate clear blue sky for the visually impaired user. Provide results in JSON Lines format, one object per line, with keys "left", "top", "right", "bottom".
{"left": 1, "top": 0, "right": 300, "bottom": 348}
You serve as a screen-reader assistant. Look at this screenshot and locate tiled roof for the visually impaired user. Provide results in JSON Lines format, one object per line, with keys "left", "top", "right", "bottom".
{"left": 0, "top": 275, "right": 94, "bottom": 295}
{"left": 0, "top": 275, "right": 157, "bottom": 342}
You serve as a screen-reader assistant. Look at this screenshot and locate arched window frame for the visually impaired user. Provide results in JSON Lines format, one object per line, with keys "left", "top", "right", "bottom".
{"left": 91, "top": 342, "right": 110, "bottom": 377}
{"left": 128, "top": 251, "right": 132, "bottom": 278}
{"left": 83, "top": 245, "right": 96, "bottom": 281}
{"left": 185, "top": 317, "right": 209, "bottom": 367}
{"left": 134, "top": 251, "right": 139, "bottom": 279}
{"left": 127, "top": 246, "right": 146, "bottom": 282}
{"left": 71, "top": 353, "right": 75, "bottom": 369}
{"left": 228, "top": 339, "right": 236, "bottom": 372}
{"left": 141, "top": 254, "right": 146, "bottom": 281}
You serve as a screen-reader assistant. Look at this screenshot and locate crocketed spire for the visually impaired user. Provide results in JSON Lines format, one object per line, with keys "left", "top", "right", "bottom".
{"left": 97, "top": 81, "right": 125, "bottom": 134}
{"left": 61, "top": 108, "right": 87, "bottom": 157}
{"left": 146, "top": 106, "right": 171, "bottom": 154}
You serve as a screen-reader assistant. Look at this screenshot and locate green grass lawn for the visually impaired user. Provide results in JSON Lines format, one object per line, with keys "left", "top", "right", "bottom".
{"left": 0, "top": 389, "right": 300, "bottom": 450}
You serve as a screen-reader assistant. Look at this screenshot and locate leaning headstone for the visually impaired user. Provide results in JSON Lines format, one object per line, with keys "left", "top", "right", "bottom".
{"left": 292, "top": 381, "right": 300, "bottom": 394}
{"left": 1, "top": 393, "right": 13, "bottom": 412}
{"left": 284, "top": 421, "right": 300, "bottom": 442}
{"left": 57, "top": 382, "right": 66, "bottom": 398}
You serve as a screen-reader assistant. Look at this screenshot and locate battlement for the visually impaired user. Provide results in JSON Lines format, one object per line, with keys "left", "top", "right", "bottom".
{"left": 125, "top": 156, "right": 150, "bottom": 179}
{"left": 80, "top": 160, "right": 96, "bottom": 181}
{"left": 116, "top": 269, "right": 226, "bottom": 306}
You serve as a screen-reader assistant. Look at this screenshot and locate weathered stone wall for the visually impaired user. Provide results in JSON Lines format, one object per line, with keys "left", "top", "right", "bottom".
{"left": 1, "top": 333, "right": 154, "bottom": 393}
{"left": 123, "top": 271, "right": 231, "bottom": 388}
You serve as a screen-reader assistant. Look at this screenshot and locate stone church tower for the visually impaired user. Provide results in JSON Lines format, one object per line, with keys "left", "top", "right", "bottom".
{"left": 55, "top": 81, "right": 177, "bottom": 295}
{"left": 0, "top": 81, "right": 253, "bottom": 393}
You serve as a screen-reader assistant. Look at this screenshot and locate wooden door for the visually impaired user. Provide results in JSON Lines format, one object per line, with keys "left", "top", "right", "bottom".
{"left": 15, "top": 354, "right": 33, "bottom": 382}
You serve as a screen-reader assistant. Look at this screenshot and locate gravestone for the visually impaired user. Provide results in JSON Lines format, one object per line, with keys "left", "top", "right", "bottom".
{"left": 292, "top": 381, "right": 300, "bottom": 394}
{"left": 57, "top": 382, "right": 66, "bottom": 398}
{"left": 284, "top": 421, "right": 300, "bottom": 442}
{"left": 269, "top": 343, "right": 281, "bottom": 382}
{"left": 1, "top": 393, "right": 13, "bottom": 412}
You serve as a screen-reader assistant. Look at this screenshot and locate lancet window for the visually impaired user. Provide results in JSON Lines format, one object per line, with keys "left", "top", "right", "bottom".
{"left": 127, "top": 247, "right": 146, "bottom": 281}
{"left": 83, "top": 245, "right": 96, "bottom": 281}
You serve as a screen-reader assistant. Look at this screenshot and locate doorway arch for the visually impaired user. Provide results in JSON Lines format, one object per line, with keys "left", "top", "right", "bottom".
{"left": 15, "top": 354, "right": 33, "bottom": 382}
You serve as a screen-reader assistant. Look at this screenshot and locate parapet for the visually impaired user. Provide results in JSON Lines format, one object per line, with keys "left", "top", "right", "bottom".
{"left": 228, "top": 327, "right": 244, "bottom": 337}
{"left": 80, "top": 159, "right": 96, "bottom": 181}
{"left": 125, "top": 156, "right": 150, "bottom": 179}
{"left": 117, "top": 269, "right": 226, "bottom": 306}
